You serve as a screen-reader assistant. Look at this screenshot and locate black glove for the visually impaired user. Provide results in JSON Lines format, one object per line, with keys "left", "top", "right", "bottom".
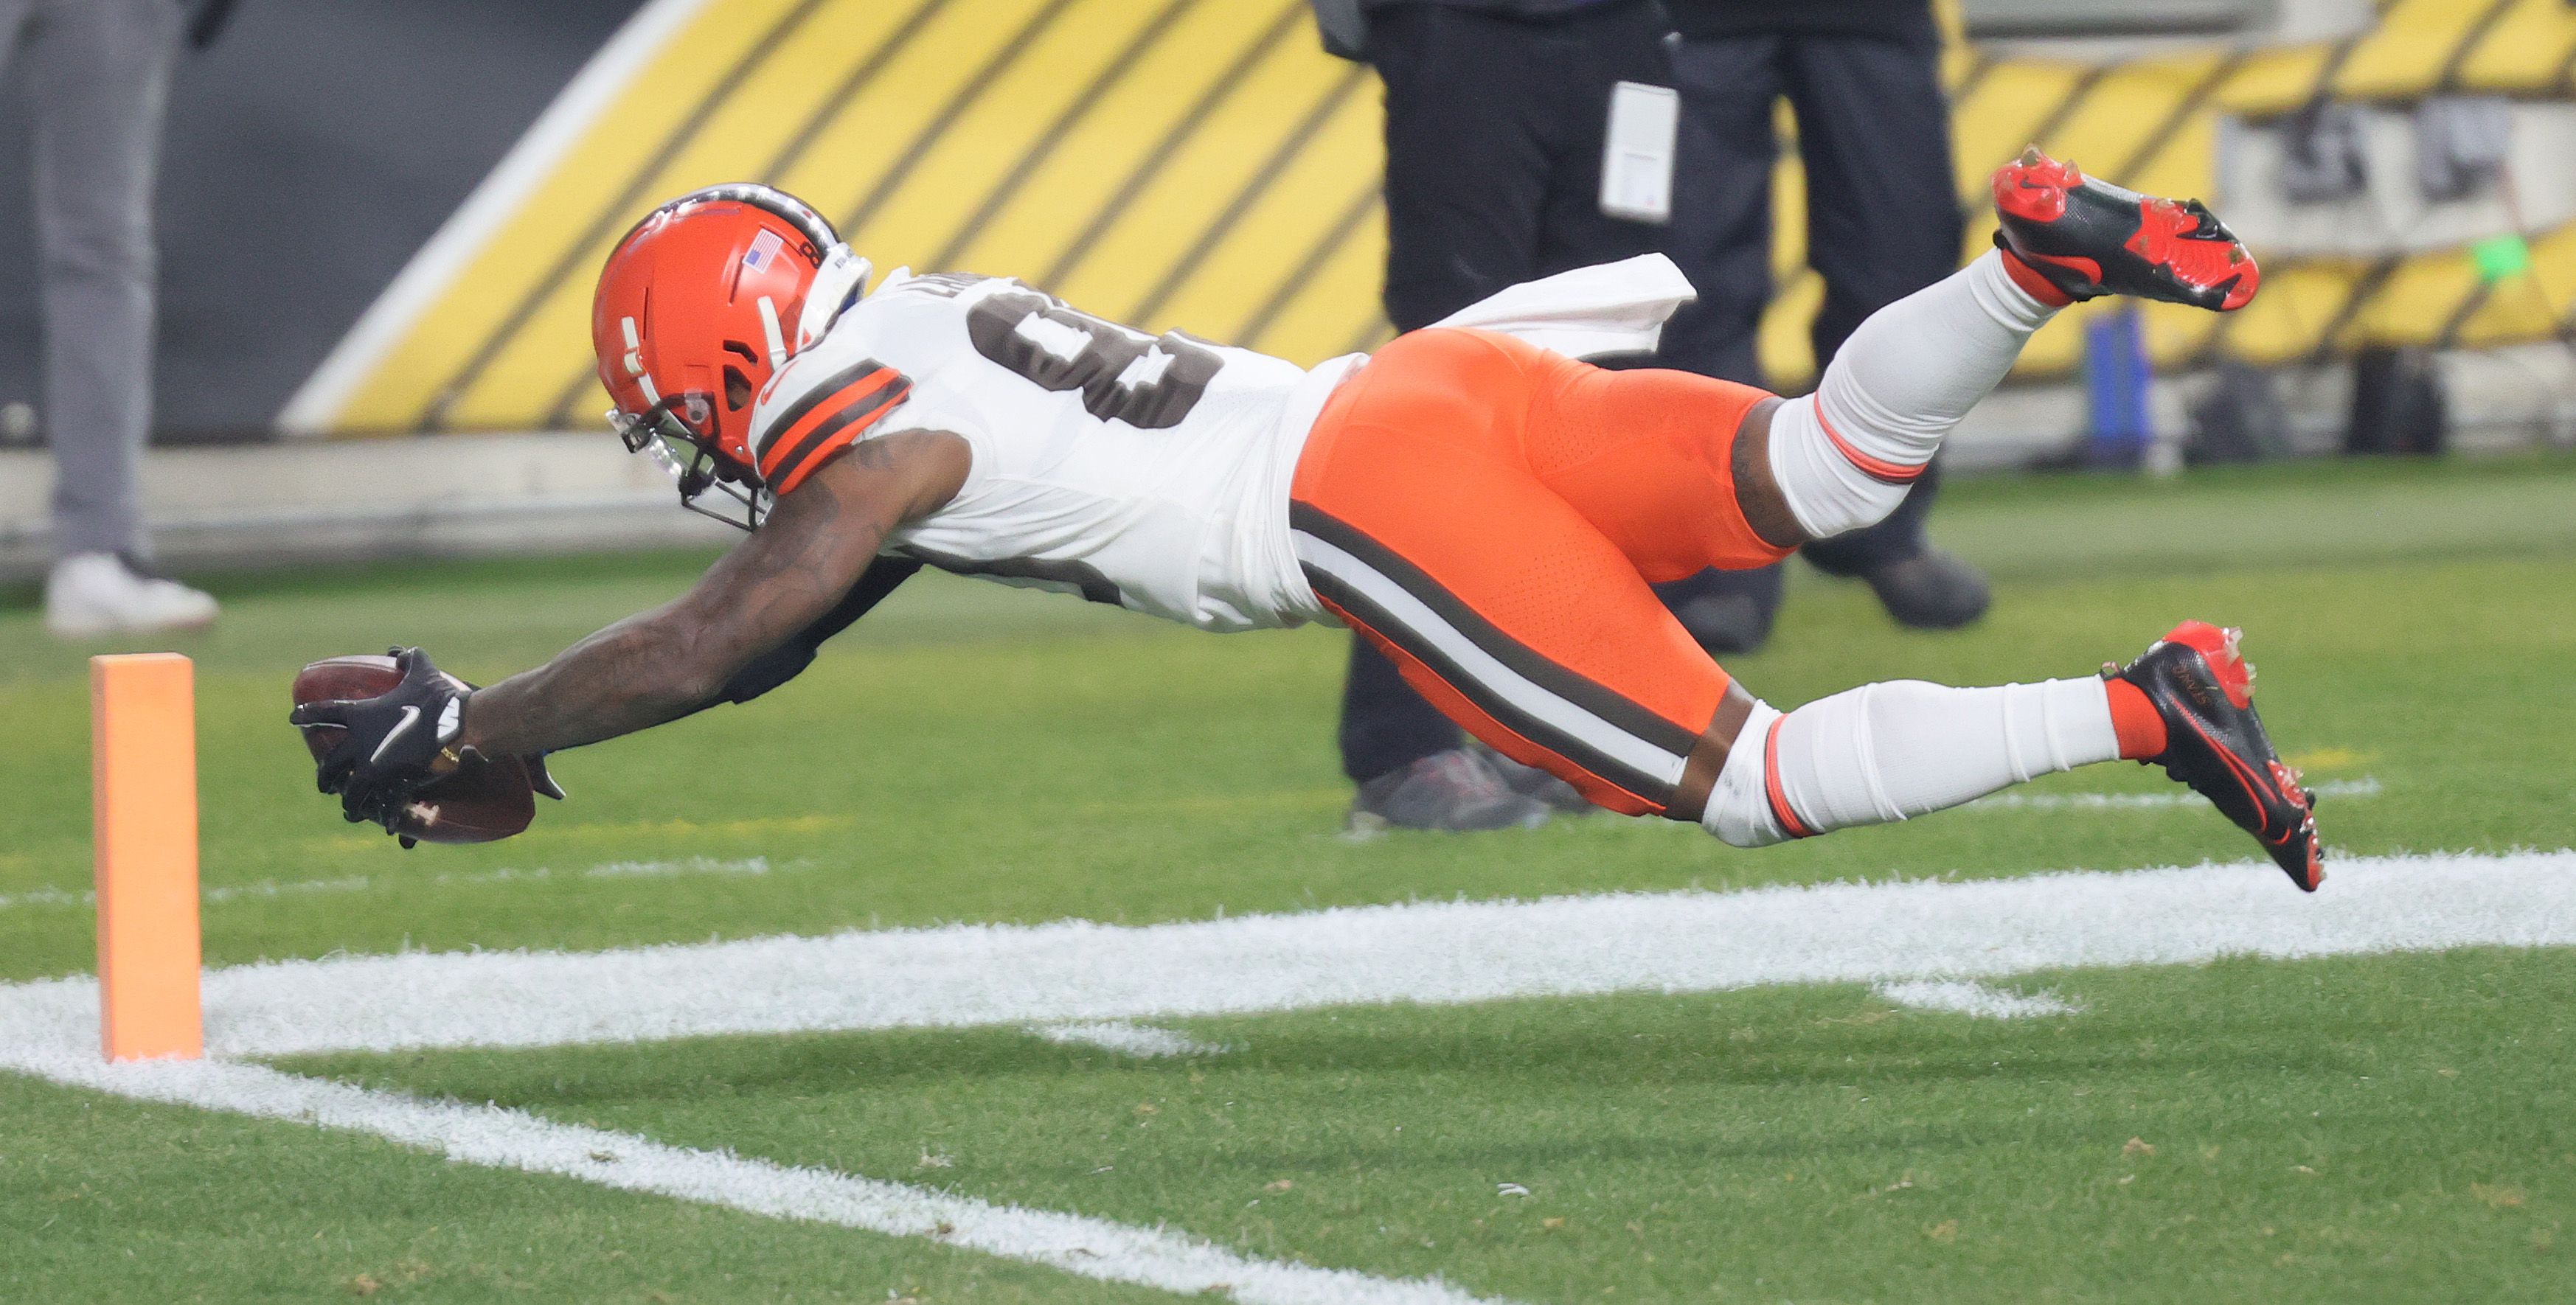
{"left": 289, "top": 647, "right": 469, "bottom": 832}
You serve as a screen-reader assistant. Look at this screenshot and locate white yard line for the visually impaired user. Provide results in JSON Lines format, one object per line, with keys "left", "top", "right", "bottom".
{"left": 0, "top": 885, "right": 87, "bottom": 911}
{"left": 0, "top": 857, "right": 786, "bottom": 916}
{"left": 1873, "top": 979, "right": 2081, "bottom": 1019}
{"left": 581, "top": 856, "right": 782, "bottom": 880}
{"left": 3, "top": 849, "right": 2569, "bottom": 1305}
{"left": 1, "top": 849, "right": 2566, "bottom": 1059}
{"left": 1029, "top": 1021, "right": 1235, "bottom": 1058}
{"left": 3, "top": 1051, "right": 1493, "bottom": 1305}
{"left": 202, "top": 875, "right": 373, "bottom": 905}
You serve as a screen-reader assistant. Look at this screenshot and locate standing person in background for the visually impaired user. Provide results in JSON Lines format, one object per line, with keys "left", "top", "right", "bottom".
{"left": 1649, "top": 0, "right": 1990, "bottom": 655}
{"left": 1313, "top": 0, "right": 1678, "bottom": 834}
{"left": 7, "top": 0, "right": 220, "bottom": 638}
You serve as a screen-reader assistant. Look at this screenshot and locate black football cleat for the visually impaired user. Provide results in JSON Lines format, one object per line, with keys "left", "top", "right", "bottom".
{"left": 1863, "top": 548, "right": 1991, "bottom": 632}
{"left": 1993, "top": 147, "right": 2260, "bottom": 312}
{"left": 1345, "top": 748, "right": 1551, "bottom": 838}
{"left": 1470, "top": 740, "right": 1597, "bottom": 816}
{"left": 2106, "top": 621, "right": 2322, "bottom": 891}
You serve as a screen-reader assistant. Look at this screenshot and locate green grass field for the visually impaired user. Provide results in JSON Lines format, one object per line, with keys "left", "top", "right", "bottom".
{"left": 4, "top": 456, "right": 2574, "bottom": 1302}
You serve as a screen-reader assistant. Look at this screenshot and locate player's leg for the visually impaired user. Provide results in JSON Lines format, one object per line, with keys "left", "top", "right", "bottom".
{"left": 1298, "top": 315, "right": 2086, "bottom": 829}
{"left": 1292, "top": 328, "right": 1754, "bottom": 821}
{"left": 1698, "top": 621, "right": 2321, "bottom": 890}
{"left": 1756, "top": 245, "right": 2060, "bottom": 546}
{"left": 1515, "top": 181, "right": 2316, "bottom": 885}
{"left": 1505, "top": 242, "right": 2066, "bottom": 577}
{"left": 1745, "top": 145, "right": 2264, "bottom": 552}
{"left": 1510, "top": 328, "right": 2150, "bottom": 842}
{"left": 1294, "top": 324, "right": 2317, "bottom": 887}
{"left": 1522, "top": 343, "right": 2316, "bottom": 882}
{"left": 1293, "top": 332, "right": 2146, "bottom": 844}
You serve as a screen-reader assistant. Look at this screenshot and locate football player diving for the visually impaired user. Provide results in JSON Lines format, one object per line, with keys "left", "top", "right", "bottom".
{"left": 293, "top": 149, "right": 2325, "bottom": 890}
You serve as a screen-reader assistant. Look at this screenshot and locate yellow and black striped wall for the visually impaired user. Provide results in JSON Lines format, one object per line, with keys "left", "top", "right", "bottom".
{"left": 281, "top": 0, "right": 2576, "bottom": 437}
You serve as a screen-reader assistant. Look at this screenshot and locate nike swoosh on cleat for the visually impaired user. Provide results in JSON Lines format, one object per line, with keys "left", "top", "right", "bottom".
{"left": 2177, "top": 713, "right": 2290, "bottom": 836}
{"left": 371, "top": 706, "right": 422, "bottom": 766}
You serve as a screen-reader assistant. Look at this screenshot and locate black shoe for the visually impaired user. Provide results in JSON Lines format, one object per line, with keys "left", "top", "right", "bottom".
{"left": 1468, "top": 740, "right": 1597, "bottom": 816}
{"left": 1865, "top": 548, "right": 1990, "bottom": 630}
{"left": 2106, "top": 621, "right": 2322, "bottom": 891}
{"left": 1992, "top": 147, "right": 2260, "bottom": 312}
{"left": 1346, "top": 749, "right": 1552, "bottom": 837}
{"left": 1668, "top": 591, "right": 1775, "bottom": 656}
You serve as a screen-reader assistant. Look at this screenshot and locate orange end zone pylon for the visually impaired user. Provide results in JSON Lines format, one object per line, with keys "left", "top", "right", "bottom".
{"left": 91, "top": 653, "right": 202, "bottom": 1062}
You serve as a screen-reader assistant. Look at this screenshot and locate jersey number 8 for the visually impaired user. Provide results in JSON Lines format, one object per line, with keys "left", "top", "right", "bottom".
{"left": 967, "top": 286, "right": 1222, "bottom": 429}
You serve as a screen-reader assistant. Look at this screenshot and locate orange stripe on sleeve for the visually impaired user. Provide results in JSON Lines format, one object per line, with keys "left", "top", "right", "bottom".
{"left": 759, "top": 367, "right": 911, "bottom": 494}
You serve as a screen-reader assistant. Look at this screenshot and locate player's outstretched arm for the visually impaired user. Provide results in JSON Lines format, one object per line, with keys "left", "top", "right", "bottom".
{"left": 456, "top": 431, "right": 970, "bottom": 757}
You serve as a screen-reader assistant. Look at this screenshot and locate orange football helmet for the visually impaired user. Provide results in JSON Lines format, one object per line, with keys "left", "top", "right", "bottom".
{"left": 591, "top": 184, "right": 871, "bottom": 529}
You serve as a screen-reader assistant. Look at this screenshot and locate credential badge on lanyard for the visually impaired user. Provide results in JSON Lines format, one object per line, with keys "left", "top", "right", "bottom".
{"left": 1600, "top": 80, "right": 1680, "bottom": 225}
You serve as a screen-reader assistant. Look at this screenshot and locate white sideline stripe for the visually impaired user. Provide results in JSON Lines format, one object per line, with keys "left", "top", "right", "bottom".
{"left": 0, "top": 858, "right": 786, "bottom": 916}
{"left": 1873, "top": 979, "right": 2080, "bottom": 1019}
{"left": 0, "top": 886, "right": 87, "bottom": 912}
{"left": 0, "top": 1054, "right": 1492, "bottom": 1305}
{"left": 1968, "top": 776, "right": 2382, "bottom": 812}
{"left": 274, "top": 0, "right": 712, "bottom": 434}
{"left": 1029, "top": 1021, "right": 1233, "bottom": 1058}
{"left": 0, "top": 850, "right": 2568, "bottom": 1059}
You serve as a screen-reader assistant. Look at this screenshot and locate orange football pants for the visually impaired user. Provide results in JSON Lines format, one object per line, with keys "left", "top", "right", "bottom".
{"left": 1289, "top": 327, "right": 1791, "bottom": 821}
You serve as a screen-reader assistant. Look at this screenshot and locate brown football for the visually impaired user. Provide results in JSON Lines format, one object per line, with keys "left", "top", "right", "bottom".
{"left": 291, "top": 654, "right": 535, "bottom": 844}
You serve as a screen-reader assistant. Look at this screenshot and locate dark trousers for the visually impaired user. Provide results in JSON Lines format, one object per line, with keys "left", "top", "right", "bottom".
{"left": 1339, "top": 0, "right": 1673, "bottom": 783}
{"left": 1652, "top": 28, "right": 1963, "bottom": 610}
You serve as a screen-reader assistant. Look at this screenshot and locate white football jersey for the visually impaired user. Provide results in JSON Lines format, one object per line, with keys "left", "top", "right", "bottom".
{"left": 746, "top": 270, "right": 1353, "bottom": 631}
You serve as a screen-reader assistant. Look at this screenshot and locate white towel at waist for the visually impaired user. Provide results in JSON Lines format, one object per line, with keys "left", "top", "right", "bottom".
{"left": 1428, "top": 253, "right": 1698, "bottom": 361}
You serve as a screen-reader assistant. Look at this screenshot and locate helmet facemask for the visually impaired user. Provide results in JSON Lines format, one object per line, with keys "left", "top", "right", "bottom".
{"left": 610, "top": 389, "right": 771, "bottom": 532}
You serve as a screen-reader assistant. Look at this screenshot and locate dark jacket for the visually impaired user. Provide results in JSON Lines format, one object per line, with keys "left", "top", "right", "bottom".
{"left": 1664, "top": 0, "right": 1934, "bottom": 42}
{"left": 1315, "top": 0, "right": 1638, "bottom": 60}
{"left": 1366, "top": 0, "right": 1632, "bottom": 13}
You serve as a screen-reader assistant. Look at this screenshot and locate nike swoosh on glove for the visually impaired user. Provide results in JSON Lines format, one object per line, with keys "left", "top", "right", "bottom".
{"left": 288, "top": 646, "right": 469, "bottom": 829}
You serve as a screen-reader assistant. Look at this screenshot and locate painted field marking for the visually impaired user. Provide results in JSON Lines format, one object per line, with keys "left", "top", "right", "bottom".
{"left": 2, "top": 849, "right": 2570, "bottom": 1305}
{"left": 1874, "top": 979, "right": 2080, "bottom": 1019}
{"left": 4, "top": 1051, "right": 1494, "bottom": 1305}
{"left": 0, "top": 778, "right": 2388, "bottom": 919}
{"left": 0, "top": 886, "right": 89, "bottom": 912}
{"left": 0, "top": 849, "right": 2566, "bottom": 1059}
{"left": 1029, "top": 1020, "right": 1235, "bottom": 1058}
{"left": 0, "top": 857, "right": 790, "bottom": 916}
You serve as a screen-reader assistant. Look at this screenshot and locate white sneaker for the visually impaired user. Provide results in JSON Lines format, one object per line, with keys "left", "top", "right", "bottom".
{"left": 44, "top": 552, "right": 219, "bottom": 640}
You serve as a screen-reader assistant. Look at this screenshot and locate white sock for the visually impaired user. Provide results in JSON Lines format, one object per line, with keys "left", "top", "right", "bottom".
{"left": 1768, "top": 251, "right": 2061, "bottom": 540}
{"left": 1699, "top": 678, "right": 2121, "bottom": 846}
{"left": 1701, "top": 700, "right": 1788, "bottom": 847}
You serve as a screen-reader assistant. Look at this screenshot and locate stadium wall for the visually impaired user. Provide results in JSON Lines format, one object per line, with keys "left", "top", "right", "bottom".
{"left": 277, "top": 0, "right": 2576, "bottom": 439}
{"left": 4, "top": 0, "right": 2573, "bottom": 580}
{"left": 0, "top": 0, "right": 644, "bottom": 442}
